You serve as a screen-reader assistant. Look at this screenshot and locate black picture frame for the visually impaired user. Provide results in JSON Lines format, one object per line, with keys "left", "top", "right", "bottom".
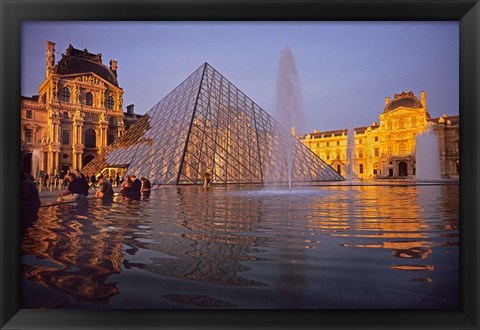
{"left": 1, "top": 0, "right": 478, "bottom": 329}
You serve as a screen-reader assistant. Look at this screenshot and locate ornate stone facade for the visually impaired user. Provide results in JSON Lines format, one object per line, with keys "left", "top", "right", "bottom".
{"left": 21, "top": 41, "right": 128, "bottom": 178}
{"left": 300, "top": 91, "right": 459, "bottom": 179}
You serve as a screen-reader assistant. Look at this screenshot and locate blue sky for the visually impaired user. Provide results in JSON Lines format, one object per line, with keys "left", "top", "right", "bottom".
{"left": 22, "top": 21, "right": 458, "bottom": 133}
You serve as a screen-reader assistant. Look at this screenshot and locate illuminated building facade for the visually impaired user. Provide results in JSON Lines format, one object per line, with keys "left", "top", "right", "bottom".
{"left": 301, "top": 91, "right": 459, "bottom": 179}
{"left": 21, "top": 41, "right": 142, "bottom": 178}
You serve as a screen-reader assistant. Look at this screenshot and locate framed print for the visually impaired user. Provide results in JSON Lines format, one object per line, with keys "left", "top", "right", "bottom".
{"left": 1, "top": 0, "right": 479, "bottom": 329}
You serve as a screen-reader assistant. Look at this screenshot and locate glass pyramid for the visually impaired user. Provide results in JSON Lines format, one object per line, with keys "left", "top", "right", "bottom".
{"left": 82, "top": 63, "right": 344, "bottom": 184}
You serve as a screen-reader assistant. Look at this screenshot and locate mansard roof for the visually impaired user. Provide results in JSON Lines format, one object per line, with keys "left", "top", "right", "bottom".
{"left": 384, "top": 91, "right": 423, "bottom": 113}
{"left": 54, "top": 44, "right": 119, "bottom": 87}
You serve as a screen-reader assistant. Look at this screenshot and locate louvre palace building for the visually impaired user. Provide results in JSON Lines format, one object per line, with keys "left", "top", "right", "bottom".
{"left": 300, "top": 90, "right": 459, "bottom": 179}
{"left": 21, "top": 41, "right": 142, "bottom": 178}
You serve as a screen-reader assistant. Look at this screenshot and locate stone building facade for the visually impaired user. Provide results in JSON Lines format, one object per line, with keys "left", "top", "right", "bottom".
{"left": 21, "top": 41, "right": 139, "bottom": 178}
{"left": 300, "top": 91, "right": 459, "bottom": 179}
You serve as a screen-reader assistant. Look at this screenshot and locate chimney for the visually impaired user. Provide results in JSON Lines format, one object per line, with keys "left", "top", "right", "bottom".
{"left": 385, "top": 97, "right": 390, "bottom": 105}
{"left": 46, "top": 41, "right": 56, "bottom": 78}
{"left": 420, "top": 91, "right": 427, "bottom": 108}
{"left": 110, "top": 59, "right": 118, "bottom": 77}
{"left": 126, "top": 104, "right": 134, "bottom": 115}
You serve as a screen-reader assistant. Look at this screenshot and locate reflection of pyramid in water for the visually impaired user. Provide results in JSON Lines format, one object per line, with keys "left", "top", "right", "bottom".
{"left": 83, "top": 63, "right": 343, "bottom": 184}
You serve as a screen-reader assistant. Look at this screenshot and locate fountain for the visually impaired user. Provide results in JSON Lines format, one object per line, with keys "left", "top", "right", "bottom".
{"left": 345, "top": 124, "right": 358, "bottom": 182}
{"left": 275, "top": 45, "right": 304, "bottom": 191}
{"left": 31, "top": 148, "right": 42, "bottom": 182}
{"left": 415, "top": 125, "right": 442, "bottom": 181}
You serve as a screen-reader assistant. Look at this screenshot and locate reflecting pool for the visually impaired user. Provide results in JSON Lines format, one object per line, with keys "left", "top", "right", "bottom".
{"left": 21, "top": 184, "right": 459, "bottom": 309}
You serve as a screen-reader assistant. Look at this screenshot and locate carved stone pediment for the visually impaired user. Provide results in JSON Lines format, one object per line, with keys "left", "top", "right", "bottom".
{"left": 74, "top": 74, "right": 106, "bottom": 86}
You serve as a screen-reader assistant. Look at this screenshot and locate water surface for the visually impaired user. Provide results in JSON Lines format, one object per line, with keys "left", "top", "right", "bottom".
{"left": 21, "top": 184, "right": 459, "bottom": 309}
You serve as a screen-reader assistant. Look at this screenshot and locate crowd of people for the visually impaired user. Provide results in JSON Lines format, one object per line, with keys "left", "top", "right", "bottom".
{"left": 55, "top": 170, "right": 152, "bottom": 201}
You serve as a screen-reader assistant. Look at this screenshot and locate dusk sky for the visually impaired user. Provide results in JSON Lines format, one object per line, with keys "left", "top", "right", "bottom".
{"left": 22, "top": 21, "right": 459, "bottom": 134}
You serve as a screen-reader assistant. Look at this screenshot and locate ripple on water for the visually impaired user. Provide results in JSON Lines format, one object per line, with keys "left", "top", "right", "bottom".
{"left": 21, "top": 184, "right": 459, "bottom": 309}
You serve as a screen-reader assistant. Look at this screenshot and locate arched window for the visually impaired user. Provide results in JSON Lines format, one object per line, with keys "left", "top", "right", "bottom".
{"left": 60, "top": 87, "right": 70, "bottom": 102}
{"left": 85, "top": 129, "right": 96, "bottom": 148}
{"left": 106, "top": 96, "right": 115, "bottom": 110}
{"left": 399, "top": 119, "right": 405, "bottom": 129}
{"left": 85, "top": 92, "right": 93, "bottom": 106}
{"left": 398, "top": 143, "right": 407, "bottom": 155}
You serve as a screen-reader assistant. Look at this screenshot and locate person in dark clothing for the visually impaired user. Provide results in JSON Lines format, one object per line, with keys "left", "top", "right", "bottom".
{"left": 95, "top": 175, "right": 114, "bottom": 197}
{"left": 56, "top": 173, "right": 88, "bottom": 201}
{"left": 129, "top": 175, "right": 142, "bottom": 193}
{"left": 115, "top": 173, "right": 120, "bottom": 188}
{"left": 74, "top": 170, "right": 90, "bottom": 196}
{"left": 21, "top": 173, "right": 41, "bottom": 234}
{"left": 90, "top": 174, "right": 97, "bottom": 189}
{"left": 120, "top": 175, "right": 132, "bottom": 194}
{"left": 141, "top": 177, "right": 151, "bottom": 192}
{"left": 43, "top": 173, "right": 49, "bottom": 188}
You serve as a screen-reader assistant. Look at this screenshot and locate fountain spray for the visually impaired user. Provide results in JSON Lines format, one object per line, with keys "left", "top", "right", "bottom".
{"left": 276, "top": 45, "right": 304, "bottom": 191}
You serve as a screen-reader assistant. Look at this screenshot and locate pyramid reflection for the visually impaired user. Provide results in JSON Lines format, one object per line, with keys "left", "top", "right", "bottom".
{"left": 83, "top": 63, "right": 343, "bottom": 184}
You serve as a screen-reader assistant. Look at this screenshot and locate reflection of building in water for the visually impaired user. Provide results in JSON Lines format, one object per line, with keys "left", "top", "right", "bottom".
{"left": 300, "top": 91, "right": 459, "bottom": 179}
{"left": 21, "top": 41, "right": 142, "bottom": 179}
{"left": 123, "top": 187, "right": 268, "bottom": 287}
{"left": 21, "top": 198, "right": 148, "bottom": 306}
{"left": 307, "top": 186, "right": 432, "bottom": 256}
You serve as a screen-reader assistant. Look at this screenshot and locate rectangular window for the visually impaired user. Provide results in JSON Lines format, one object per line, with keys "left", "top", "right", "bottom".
{"left": 62, "top": 130, "right": 70, "bottom": 145}
{"left": 358, "top": 150, "right": 363, "bottom": 158}
{"left": 25, "top": 129, "right": 33, "bottom": 143}
{"left": 359, "top": 164, "right": 364, "bottom": 174}
{"left": 326, "top": 142, "right": 329, "bottom": 147}
{"left": 26, "top": 110, "right": 33, "bottom": 119}
{"left": 375, "top": 136, "right": 378, "bottom": 142}
{"left": 359, "top": 139, "right": 362, "bottom": 144}
{"left": 374, "top": 148, "right": 379, "bottom": 157}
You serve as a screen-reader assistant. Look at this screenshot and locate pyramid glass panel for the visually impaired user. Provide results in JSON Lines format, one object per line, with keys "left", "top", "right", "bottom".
{"left": 83, "top": 63, "right": 344, "bottom": 184}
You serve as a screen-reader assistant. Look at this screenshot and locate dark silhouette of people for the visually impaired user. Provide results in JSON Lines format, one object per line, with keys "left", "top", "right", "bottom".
{"left": 21, "top": 173, "right": 41, "bottom": 234}
{"left": 130, "top": 175, "right": 142, "bottom": 193}
{"left": 120, "top": 175, "right": 132, "bottom": 194}
{"left": 90, "top": 174, "right": 97, "bottom": 189}
{"left": 203, "top": 172, "right": 211, "bottom": 188}
{"left": 56, "top": 173, "right": 89, "bottom": 201}
{"left": 95, "top": 175, "right": 114, "bottom": 198}
{"left": 141, "top": 177, "right": 151, "bottom": 192}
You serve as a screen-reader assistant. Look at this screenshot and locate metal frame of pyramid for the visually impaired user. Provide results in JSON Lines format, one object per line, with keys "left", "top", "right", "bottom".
{"left": 82, "top": 63, "right": 344, "bottom": 184}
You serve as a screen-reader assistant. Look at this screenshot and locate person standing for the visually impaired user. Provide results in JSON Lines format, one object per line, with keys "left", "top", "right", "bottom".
{"left": 115, "top": 173, "right": 120, "bottom": 188}
{"left": 203, "top": 172, "right": 211, "bottom": 188}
